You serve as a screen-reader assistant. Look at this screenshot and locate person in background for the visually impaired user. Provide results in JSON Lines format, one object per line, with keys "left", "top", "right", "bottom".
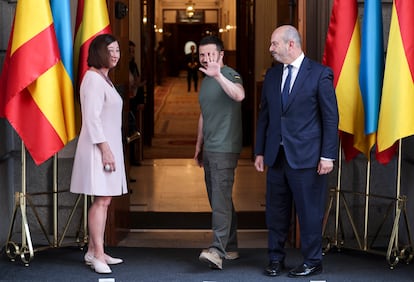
{"left": 254, "top": 25, "right": 339, "bottom": 278}
{"left": 155, "top": 41, "right": 166, "bottom": 85}
{"left": 70, "top": 34, "right": 128, "bottom": 274}
{"left": 185, "top": 44, "right": 199, "bottom": 92}
{"left": 194, "top": 35, "right": 245, "bottom": 270}
{"left": 128, "top": 40, "right": 145, "bottom": 166}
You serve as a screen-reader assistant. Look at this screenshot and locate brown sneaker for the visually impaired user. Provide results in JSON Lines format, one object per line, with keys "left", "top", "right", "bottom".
{"left": 199, "top": 249, "right": 223, "bottom": 270}
{"left": 224, "top": 251, "right": 240, "bottom": 260}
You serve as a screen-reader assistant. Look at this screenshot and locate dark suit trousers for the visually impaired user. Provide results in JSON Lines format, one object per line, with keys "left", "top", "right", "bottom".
{"left": 266, "top": 147, "right": 327, "bottom": 266}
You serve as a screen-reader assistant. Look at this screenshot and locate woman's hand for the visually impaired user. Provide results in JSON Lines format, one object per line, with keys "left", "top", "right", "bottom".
{"left": 98, "top": 142, "right": 116, "bottom": 172}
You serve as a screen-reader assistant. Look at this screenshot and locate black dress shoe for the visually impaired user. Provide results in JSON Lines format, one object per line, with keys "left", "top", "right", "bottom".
{"left": 264, "top": 261, "right": 284, "bottom": 276}
{"left": 288, "top": 263, "right": 322, "bottom": 277}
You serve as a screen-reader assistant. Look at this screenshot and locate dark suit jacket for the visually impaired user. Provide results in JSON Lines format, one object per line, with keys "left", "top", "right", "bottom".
{"left": 255, "top": 57, "right": 339, "bottom": 169}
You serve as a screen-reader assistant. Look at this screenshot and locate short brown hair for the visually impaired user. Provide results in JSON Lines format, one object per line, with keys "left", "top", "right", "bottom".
{"left": 199, "top": 36, "right": 224, "bottom": 52}
{"left": 87, "top": 34, "right": 118, "bottom": 68}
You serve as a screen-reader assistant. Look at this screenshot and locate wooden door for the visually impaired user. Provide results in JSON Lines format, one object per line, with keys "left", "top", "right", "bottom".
{"left": 236, "top": 0, "right": 255, "bottom": 147}
{"left": 141, "top": 0, "right": 155, "bottom": 146}
{"left": 105, "top": 0, "right": 131, "bottom": 246}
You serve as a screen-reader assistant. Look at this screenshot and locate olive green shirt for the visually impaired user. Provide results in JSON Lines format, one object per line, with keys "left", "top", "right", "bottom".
{"left": 198, "top": 65, "right": 243, "bottom": 153}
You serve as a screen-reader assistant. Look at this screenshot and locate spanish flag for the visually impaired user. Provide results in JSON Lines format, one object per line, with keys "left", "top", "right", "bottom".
{"left": 73, "top": 0, "right": 111, "bottom": 131}
{"left": 323, "top": 0, "right": 375, "bottom": 161}
{"left": 0, "top": 0, "right": 75, "bottom": 165}
{"left": 377, "top": 0, "right": 414, "bottom": 164}
{"left": 74, "top": 0, "right": 111, "bottom": 90}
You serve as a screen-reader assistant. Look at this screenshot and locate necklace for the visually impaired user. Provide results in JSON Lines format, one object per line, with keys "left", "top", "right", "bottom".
{"left": 94, "top": 68, "right": 113, "bottom": 87}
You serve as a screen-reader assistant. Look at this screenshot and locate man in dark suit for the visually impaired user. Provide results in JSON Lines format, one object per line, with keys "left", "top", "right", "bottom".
{"left": 254, "top": 25, "right": 339, "bottom": 278}
{"left": 185, "top": 44, "right": 199, "bottom": 92}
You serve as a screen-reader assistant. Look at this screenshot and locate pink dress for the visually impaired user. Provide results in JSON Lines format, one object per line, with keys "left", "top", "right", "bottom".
{"left": 70, "top": 70, "right": 128, "bottom": 196}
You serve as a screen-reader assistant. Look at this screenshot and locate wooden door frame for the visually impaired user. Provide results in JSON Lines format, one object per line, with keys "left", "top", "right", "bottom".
{"left": 141, "top": 0, "right": 155, "bottom": 146}
{"left": 102, "top": 0, "right": 331, "bottom": 244}
{"left": 236, "top": 0, "right": 255, "bottom": 148}
{"left": 106, "top": 0, "right": 131, "bottom": 246}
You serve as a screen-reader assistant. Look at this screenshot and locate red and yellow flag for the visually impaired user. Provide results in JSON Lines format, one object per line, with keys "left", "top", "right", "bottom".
{"left": 74, "top": 0, "right": 111, "bottom": 89}
{"left": 73, "top": 0, "right": 111, "bottom": 131}
{"left": 0, "top": 0, "right": 76, "bottom": 165}
{"left": 377, "top": 0, "right": 414, "bottom": 164}
{"left": 323, "top": 0, "right": 375, "bottom": 161}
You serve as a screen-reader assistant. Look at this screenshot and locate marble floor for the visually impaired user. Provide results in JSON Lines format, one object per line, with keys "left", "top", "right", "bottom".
{"left": 128, "top": 158, "right": 266, "bottom": 213}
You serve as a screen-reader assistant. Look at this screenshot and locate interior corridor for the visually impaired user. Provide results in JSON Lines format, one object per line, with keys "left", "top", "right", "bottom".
{"left": 130, "top": 73, "right": 266, "bottom": 212}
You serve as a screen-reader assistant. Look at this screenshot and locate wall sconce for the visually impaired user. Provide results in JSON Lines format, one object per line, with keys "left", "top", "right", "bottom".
{"left": 142, "top": 1, "right": 147, "bottom": 24}
{"left": 185, "top": 0, "right": 195, "bottom": 19}
{"left": 154, "top": 25, "right": 163, "bottom": 33}
{"left": 219, "top": 25, "right": 236, "bottom": 33}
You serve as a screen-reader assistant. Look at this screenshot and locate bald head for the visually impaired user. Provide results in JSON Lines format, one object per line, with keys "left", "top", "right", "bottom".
{"left": 269, "top": 25, "right": 303, "bottom": 64}
{"left": 277, "top": 25, "right": 302, "bottom": 47}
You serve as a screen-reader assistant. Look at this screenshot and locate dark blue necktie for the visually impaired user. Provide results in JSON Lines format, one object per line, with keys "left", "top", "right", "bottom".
{"left": 282, "top": 65, "right": 292, "bottom": 110}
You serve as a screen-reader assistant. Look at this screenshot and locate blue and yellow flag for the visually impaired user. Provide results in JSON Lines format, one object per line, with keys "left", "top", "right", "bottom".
{"left": 323, "top": 0, "right": 375, "bottom": 160}
{"left": 51, "top": 0, "right": 76, "bottom": 142}
{"left": 359, "top": 0, "right": 384, "bottom": 135}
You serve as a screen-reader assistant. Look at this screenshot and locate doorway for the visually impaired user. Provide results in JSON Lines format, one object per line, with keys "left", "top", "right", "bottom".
{"left": 163, "top": 23, "right": 219, "bottom": 77}
{"left": 138, "top": 0, "right": 240, "bottom": 149}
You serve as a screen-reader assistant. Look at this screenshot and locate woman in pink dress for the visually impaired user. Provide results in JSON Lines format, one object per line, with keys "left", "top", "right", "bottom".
{"left": 70, "top": 34, "right": 128, "bottom": 274}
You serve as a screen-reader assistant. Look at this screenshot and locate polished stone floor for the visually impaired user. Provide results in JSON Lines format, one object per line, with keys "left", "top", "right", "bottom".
{"left": 128, "top": 158, "right": 266, "bottom": 213}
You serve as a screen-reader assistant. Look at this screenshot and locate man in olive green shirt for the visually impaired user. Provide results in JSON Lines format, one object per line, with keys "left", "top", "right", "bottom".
{"left": 194, "top": 36, "right": 245, "bottom": 270}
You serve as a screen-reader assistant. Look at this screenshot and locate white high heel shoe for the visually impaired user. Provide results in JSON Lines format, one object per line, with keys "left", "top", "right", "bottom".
{"left": 90, "top": 257, "right": 112, "bottom": 274}
{"left": 105, "top": 255, "right": 123, "bottom": 265}
{"left": 85, "top": 252, "right": 123, "bottom": 265}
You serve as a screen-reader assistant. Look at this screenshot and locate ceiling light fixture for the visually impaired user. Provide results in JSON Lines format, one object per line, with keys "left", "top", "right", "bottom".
{"left": 185, "top": 0, "right": 195, "bottom": 19}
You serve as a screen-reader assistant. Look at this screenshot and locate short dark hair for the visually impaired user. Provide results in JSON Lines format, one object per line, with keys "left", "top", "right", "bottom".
{"left": 199, "top": 36, "right": 224, "bottom": 52}
{"left": 87, "top": 34, "right": 118, "bottom": 68}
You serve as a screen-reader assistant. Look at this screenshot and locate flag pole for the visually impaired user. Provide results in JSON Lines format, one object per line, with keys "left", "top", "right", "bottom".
{"left": 20, "top": 142, "right": 34, "bottom": 264}
{"left": 334, "top": 138, "right": 342, "bottom": 246}
{"left": 322, "top": 138, "right": 343, "bottom": 252}
{"left": 84, "top": 195, "right": 89, "bottom": 247}
{"left": 379, "top": 139, "right": 414, "bottom": 268}
{"left": 390, "top": 139, "right": 405, "bottom": 252}
{"left": 394, "top": 140, "right": 403, "bottom": 248}
{"left": 363, "top": 157, "right": 371, "bottom": 251}
{"left": 385, "top": 138, "right": 408, "bottom": 268}
{"left": 5, "top": 143, "right": 34, "bottom": 264}
{"left": 53, "top": 154, "right": 58, "bottom": 247}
